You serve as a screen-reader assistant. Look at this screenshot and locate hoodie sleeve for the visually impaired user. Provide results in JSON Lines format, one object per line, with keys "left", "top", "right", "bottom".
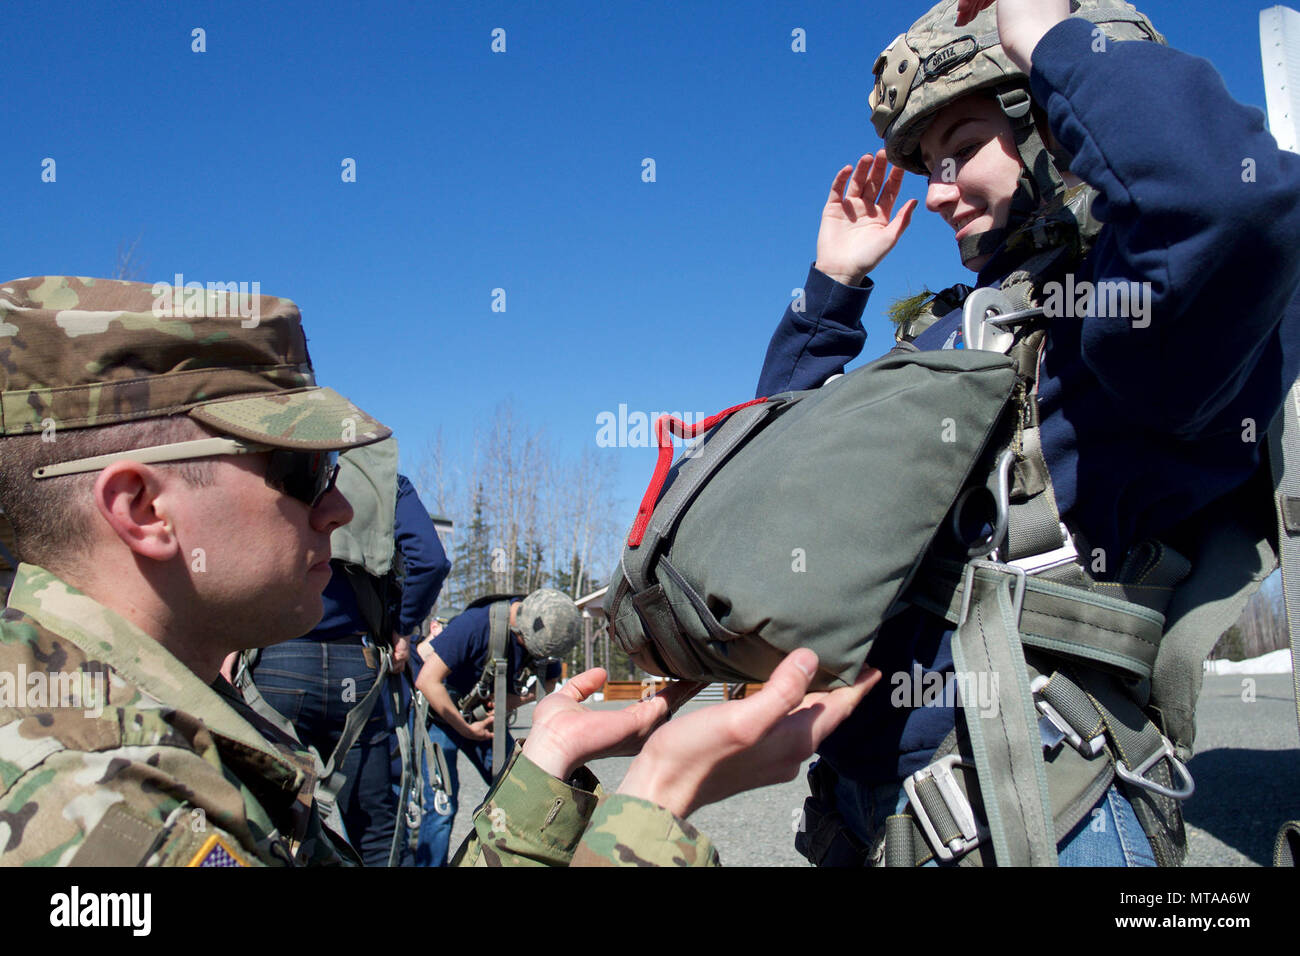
{"left": 1030, "top": 16, "right": 1300, "bottom": 435}
{"left": 392, "top": 474, "right": 450, "bottom": 636}
{"left": 756, "top": 265, "right": 872, "bottom": 397}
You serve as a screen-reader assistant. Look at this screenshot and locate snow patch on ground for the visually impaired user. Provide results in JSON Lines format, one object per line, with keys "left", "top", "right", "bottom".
{"left": 1204, "top": 648, "right": 1292, "bottom": 674}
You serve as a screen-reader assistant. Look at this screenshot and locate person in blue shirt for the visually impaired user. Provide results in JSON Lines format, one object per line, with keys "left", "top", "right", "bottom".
{"left": 252, "top": 472, "right": 449, "bottom": 866}
{"left": 757, "top": 0, "right": 1300, "bottom": 865}
{"left": 412, "top": 588, "right": 580, "bottom": 866}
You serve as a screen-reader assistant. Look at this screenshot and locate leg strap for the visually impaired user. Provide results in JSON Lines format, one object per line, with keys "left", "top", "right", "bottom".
{"left": 951, "top": 561, "right": 1058, "bottom": 865}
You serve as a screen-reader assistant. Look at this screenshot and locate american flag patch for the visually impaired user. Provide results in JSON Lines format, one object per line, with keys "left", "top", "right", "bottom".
{"left": 187, "top": 834, "right": 250, "bottom": 867}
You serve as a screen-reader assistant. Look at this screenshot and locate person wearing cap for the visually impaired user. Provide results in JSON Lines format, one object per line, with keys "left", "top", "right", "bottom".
{"left": 411, "top": 588, "right": 580, "bottom": 866}
{"left": 756, "top": 0, "right": 1300, "bottom": 866}
{"left": 0, "top": 276, "right": 874, "bottom": 868}
{"left": 0, "top": 275, "right": 391, "bottom": 865}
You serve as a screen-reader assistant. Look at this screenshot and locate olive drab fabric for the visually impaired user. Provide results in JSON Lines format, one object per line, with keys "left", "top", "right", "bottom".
{"left": 331, "top": 437, "right": 400, "bottom": 578}
{"left": 0, "top": 276, "right": 390, "bottom": 451}
{"left": 605, "top": 347, "right": 1020, "bottom": 691}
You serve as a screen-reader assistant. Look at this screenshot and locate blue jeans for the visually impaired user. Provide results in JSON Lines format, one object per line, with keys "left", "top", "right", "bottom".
{"left": 252, "top": 639, "right": 401, "bottom": 867}
{"left": 414, "top": 719, "right": 514, "bottom": 867}
{"left": 831, "top": 772, "right": 1156, "bottom": 866}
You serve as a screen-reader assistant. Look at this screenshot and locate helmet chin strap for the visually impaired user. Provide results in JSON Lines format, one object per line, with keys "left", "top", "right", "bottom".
{"left": 957, "top": 85, "right": 1069, "bottom": 271}
{"left": 956, "top": 170, "right": 1039, "bottom": 268}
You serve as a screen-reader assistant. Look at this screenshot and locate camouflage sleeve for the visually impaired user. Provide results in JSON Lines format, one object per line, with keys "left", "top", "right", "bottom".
{"left": 0, "top": 745, "right": 272, "bottom": 867}
{"left": 452, "top": 745, "right": 602, "bottom": 867}
{"left": 570, "top": 794, "right": 721, "bottom": 867}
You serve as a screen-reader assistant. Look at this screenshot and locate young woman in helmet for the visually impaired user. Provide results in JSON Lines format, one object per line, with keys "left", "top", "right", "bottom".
{"left": 759, "top": 0, "right": 1300, "bottom": 865}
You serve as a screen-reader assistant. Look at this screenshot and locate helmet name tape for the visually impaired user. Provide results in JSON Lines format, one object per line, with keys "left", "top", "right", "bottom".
{"left": 923, "top": 36, "right": 978, "bottom": 79}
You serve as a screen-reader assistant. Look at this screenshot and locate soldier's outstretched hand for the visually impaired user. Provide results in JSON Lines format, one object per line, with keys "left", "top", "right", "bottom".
{"left": 616, "top": 650, "right": 880, "bottom": 819}
{"left": 954, "top": 0, "right": 1070, "bottom": 74}
{"left": 815, "top": 150, "right": 917, "bottom": 287}
{"left": 522, "top": 667, "right": 706, "bottom": 780}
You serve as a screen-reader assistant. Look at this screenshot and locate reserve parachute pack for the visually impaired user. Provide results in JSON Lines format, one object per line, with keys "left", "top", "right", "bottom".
{"left": 606, "top": 253, "right": 1300, "bottom": 867}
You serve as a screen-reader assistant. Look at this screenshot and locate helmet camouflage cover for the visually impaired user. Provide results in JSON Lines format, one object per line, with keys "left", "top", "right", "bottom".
{"left": 516, "top": 588, "right": 582, "bottom": 659}
{"left": 869, "top": 0, "right": 1164, "bottom": 176}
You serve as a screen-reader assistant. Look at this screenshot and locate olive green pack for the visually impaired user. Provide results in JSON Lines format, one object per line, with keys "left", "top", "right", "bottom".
{"left": 605, "top": 345, "right": 1019, "bottom": 691}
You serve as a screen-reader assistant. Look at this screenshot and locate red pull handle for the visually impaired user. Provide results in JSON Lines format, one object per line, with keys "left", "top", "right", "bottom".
{"left": 627, "top": 398, "right": 769, "bottom": 547}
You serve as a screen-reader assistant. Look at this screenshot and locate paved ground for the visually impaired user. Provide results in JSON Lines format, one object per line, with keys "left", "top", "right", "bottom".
{"left": 448, "top": 673, "right": 1299, "bottom": 866}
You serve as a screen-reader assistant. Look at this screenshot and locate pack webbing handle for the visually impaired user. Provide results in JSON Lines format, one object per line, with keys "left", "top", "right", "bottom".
{"left": 627, "top": 398, "right": 769, "bottom": 548}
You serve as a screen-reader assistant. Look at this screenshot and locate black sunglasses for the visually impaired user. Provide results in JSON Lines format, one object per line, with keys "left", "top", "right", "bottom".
{"left": 263, "top": 449, "right": 340, "bottom": 508}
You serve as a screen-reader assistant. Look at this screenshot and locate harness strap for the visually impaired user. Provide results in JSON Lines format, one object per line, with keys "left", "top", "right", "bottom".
{"left": 320, "top": 645, "right": 392, "bottom": 798}
{"left": 486, "top": 601, "right": 512, "bottom": 776}
{"left": 233, "top": 649, "right": 304, "bottom": 743}
{"left": 385, "top": 673, "right": 414, "bottom": 867}
{"left": 233, "top": 647, "right": 352, "bottom": 847}
{"left": 1038, "top": 669, "right": 1193, "bottom": 801}
{"left": 951, "top": 561, "right": 1058, "bottom": 865}
{"left": 912, "top": 559, "right": 1167, "bottom": 681}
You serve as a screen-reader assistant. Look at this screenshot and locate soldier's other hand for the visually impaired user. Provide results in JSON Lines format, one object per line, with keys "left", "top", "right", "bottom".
{"left": 954, "top": 0, "right": 1070, "bottom": 74}
{"left": 522, "top": 668, "right": 706, "bottom": 781}
{"left": 616, "top": 650, "right": 880, "bottom": 819}
{"left": 467, "top": 714, "right": 494, "bottom": 741}
{"left": 814, "top": 150, "right": 917, "bottom": 287}
{"left": 392, "top": 634, "right": 410, "bottom": 672}
{"left": 507, "top": 691, "right": 536, "bottom": 710}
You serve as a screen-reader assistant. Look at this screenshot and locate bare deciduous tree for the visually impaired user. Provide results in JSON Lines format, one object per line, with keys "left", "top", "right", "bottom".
{"left": 412, "top": 402, "right": 623, "bottom": 618}
{"left": 113, "top": 234, "right": 145, "bottom": 281}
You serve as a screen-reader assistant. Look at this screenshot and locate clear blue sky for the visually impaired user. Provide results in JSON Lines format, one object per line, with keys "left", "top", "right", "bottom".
{"left": 1, "top": 0, "right": 1283, "bottom": 530}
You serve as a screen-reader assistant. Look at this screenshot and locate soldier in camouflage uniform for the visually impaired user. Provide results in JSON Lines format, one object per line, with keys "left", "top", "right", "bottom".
{"left": 0, "top": 275, "right": 392, "bottom": 865}
{"left": 0, "top": 275, "right": 874, "bottom": 867}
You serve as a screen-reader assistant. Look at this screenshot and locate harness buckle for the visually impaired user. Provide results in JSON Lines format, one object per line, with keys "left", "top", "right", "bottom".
{"left": 1007, "top": 523, "right": 1079, "bottom": 576}
{"left": 1113, "top": 734, "right": 1196, "bottom": 801}
{"left": 903, "top": 754, "right": 989, "bottom": 862}
{"left": 1030, "top": 675, "right": 1106, "bottom": 758}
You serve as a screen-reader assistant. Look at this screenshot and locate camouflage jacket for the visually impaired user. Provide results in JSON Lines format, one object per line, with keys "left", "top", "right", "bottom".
{"left": 454, "top": 746, "right": 720, "bottom": 867}
{"left": 0, "top": 564, "right": 349, "bottom": 866}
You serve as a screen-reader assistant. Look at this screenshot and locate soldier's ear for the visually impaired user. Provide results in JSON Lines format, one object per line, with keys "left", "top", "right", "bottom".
{"left": 92, "top": 462, "right": 181, "bottom": 563}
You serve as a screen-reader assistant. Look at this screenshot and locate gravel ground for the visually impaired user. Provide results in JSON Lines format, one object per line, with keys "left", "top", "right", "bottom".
{"left": 448, "top": 673, "right": 1300, "bottom": 866}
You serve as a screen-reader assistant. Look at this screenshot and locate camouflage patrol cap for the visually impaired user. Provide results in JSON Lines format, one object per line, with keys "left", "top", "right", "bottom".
{"left": 516, "top": 588, "right": 582, "bottom": 659}
{"left": 0, "top": 276, "right": 390, "bottom": 451}
{"left": 869, "top": 0, "right": 1164, "bottom": 176}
